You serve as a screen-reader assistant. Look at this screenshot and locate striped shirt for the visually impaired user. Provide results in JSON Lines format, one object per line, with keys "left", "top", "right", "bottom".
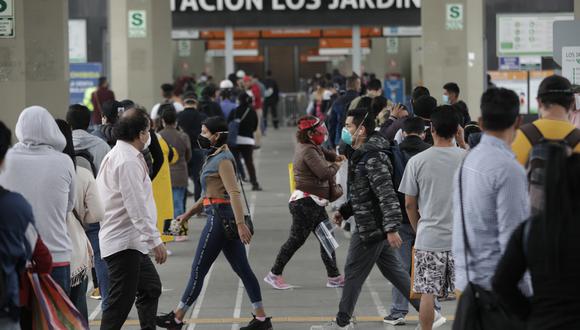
{"left": 452, "top": 134, "right": 530, "bottom": 292}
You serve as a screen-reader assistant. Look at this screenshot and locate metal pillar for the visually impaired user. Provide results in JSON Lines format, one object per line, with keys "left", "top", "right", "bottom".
{"left": 225, "top": 26, "right": 234, "bottom": 78}
{"left": 352, "top": 25, "right": 362, "bottom": 75}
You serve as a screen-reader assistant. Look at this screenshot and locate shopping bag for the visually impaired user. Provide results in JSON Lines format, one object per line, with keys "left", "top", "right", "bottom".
{"left": 409, "top": 248, "right": 422, "bottom": 300}
{"left": 288, "top": 163, "right": 296, "bottom": 194}
{"left": 315, "top": 219, "right": 340, "bottom": 258}
{"left": 163, "top": 218, "right": 189, "bottom": 236}
{"left": 331, "top": 161, "right": 348, "bottom": 210}
{"left": 28, "top": 272, "right": 89, "bottom": 330}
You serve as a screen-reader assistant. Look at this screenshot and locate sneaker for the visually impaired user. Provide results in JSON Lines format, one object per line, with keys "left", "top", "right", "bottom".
{"left": 90, "top": 288, "right": 101, "bottom": 300}
{"left": 335, "top": 312, "right": 351, "bottom": 328}
{"left": 414, "top": 311, "right": 446, "bottom": 330}
{"left": 240, "top": 315, "right": 273, "bottom": 330}
{"left": 433, "top": 311, "right": 447, "bottom": 329}
{"left": 252, "top": 184, "right": 263, "bottom": 191}
{"left": 326, "top": 275, "right": 345, "bottom": 288}
{"left": 383, "top": 313, "right": 406, "bottom": 325}
{"left": 166, "top": 249, "right": 173, "bottom": 256}
{"left": 156, "top": 311, "right": 184, "bottom": 329}
{"left": 263, "top": 272, "right": 292, "bottom": 290}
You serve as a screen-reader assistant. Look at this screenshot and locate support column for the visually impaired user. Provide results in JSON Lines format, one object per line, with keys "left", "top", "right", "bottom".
{"left": 352, "top": 25, "right": 362, "bottom": 76}
{"left": 0, "top": 0, "right": 69, "bottom": 132}
{"left": 109, "top": 0, "right": 172, "bottom": 110}
{"left": 422, "top": 0, "right": 485, "bottom": 118}
{"left": 225, "top": 26, "right": 234, "bottom": 79}
{"left": 575, "top": 0, "right": 580, "bottom": 19}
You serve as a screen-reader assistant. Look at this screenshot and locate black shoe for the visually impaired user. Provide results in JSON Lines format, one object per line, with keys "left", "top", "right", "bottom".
{"left": 240, "top": 315, "right": 273, "bottom": 330}
{"left": 156, "top": 311, "right": 184, "bottom": 329}
{"left": 252, "top": 184, "right": 263, "bottom": 191}
{"left": 336, "top": 312, "right": 350, "bottom": 327}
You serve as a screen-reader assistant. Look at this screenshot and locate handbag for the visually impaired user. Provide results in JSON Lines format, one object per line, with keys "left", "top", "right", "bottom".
{"left": 453, "top": 158, "right": 525, "bottom": 330}
{"left": 409, "top": 247, "right": 422, "bottom": 300}
{"left": 27, "top": 272, "right": 89, "bottom": 330}
{"left": 213, "top": 161, "right": 254, "bottom": 240}
{"left": 227, "top": 107, "right": 251, "bottom": 148}
{"left": 328, "top": 177, "right": 343, "bottom": 202}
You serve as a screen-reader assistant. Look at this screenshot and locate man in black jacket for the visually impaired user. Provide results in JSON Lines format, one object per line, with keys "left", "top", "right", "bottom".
{"left": 328, "top": 76, "right": 360, "bottom": 149}
{"left": 177, "top": 93, "right": 207, "bottom": 201}
{"left": 199, "top": 85, "right": 224, "bottom": 118}
{"left": 263, "top": 70, "right": 280, "bottom": 130}
{"left": 332, "top": 109, "right": 421, "bottom": 328}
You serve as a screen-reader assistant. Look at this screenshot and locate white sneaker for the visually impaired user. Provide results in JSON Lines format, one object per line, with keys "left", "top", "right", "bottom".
{"left": 414, "top": 311, "right": 446, "bottom": 330}
{"left": 433, "top": 311, "right": 447, "bottom": 329}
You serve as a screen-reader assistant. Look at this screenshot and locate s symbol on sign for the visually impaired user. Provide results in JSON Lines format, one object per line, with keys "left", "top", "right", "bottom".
{"left": 450, "top": 6, "right": 460, "bottom": 19}
{"left": 0, "top": 0, "right": 7, "bottom": 12}
{"left": 132, "top": 12, "right": 143, "bottom": 26}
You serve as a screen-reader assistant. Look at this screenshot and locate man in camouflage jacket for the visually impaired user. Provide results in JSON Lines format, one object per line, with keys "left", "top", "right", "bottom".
{"left": 333, "top": 109, "right": 420, "bottom": 328}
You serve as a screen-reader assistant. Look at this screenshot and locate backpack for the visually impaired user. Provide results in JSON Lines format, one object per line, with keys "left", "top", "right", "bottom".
{"left": 75, "top": 149, "right": 97, "bottom": 177}
{"left": 227, "top": 108, "right": 250, "bottom": 148}
{"left": 521, "top": 124, "right": 580, "bottom": 214}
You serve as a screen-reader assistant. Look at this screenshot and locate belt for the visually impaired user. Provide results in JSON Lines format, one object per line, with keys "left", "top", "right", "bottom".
{"left": 203, "top": 198, "right": 231, "bottom": 206}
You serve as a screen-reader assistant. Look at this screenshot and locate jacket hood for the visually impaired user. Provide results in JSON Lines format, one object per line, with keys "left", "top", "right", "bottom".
{"left": 15, "top": 106, "right": 66, "bottom": 151}
{"left": 73, "top": 129, "right": 104, "bottom": 150}
{"left": 351, "top": 132, "right": 390, "bottom": 163}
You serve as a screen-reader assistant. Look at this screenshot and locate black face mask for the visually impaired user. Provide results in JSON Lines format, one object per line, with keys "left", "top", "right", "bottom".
{"left": 197, "top": 134, "right": 212, "bottom": 150}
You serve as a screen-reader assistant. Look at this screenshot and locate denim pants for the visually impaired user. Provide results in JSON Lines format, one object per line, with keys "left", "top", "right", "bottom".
{"left": 178, "top": 205, "right": 263, "bottom": 312}
{"left": 86, "top": 223, "right": 110, "bottom": 309}
{"left": 172, "top": 187, "right": 187, "bottom": 218}
{"left": 389, "top": 223, "right": 441, "bottom": 317}
{"left": 51, "top": 265, "right": 71, "bottom": 296}
{"left": 70, "top": 277, "right": 89, "bottom": 321}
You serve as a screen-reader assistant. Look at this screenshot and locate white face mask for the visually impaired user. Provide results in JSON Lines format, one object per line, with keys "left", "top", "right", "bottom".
{"left": 575, "top": 94, "right": 580, "bottom": 111}
{"left": 143, "top": 132, "right": 151, "bottom": 150}
{"left": 442, "top": 94, "right": 450, "bottom": 104}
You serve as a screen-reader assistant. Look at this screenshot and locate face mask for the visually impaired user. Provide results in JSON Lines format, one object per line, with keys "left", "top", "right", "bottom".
{"left": 311, "top": 133, "right": 325, "bottom": 145}
{"left": 575, "top": 94, "right": 580, "bottom": 110}
{"left": 442, "top": 94, "right": 450, "bottom": 104}
{"left": 197, "top": 134, "right": 213, "bottom": 150}
{"left": 341, "top": 127, "right": 353, "bottom": 146}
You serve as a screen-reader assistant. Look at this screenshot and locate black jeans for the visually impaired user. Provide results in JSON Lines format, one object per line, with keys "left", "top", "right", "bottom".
{"left": 231, "top": 144, "right": 259, "bottom": 185}
{"left": 271, "top": 198, "right": 340, "bottom": 277}
{"left": 101, "top": 250, "right": 161, "bottom": 330}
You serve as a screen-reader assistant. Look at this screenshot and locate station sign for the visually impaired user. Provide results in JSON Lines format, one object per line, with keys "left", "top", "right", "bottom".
{"left": 0, "top": 0, "right": 14, "bottom": 38}
{"left": 172, "top": 0, "right": 421, "bottom": 28}
{"left": 497, "top": 13, "right": 573, "bottom": 57}
{"left": 128, "top": 10, "right": 147, "bottom": 38}
{"left": 562, "top": 46, "right": 580, "bottom": 85}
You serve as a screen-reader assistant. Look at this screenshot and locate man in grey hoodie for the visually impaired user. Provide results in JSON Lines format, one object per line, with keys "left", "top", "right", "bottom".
{"left": 67, "top": 104, "right": 111, "bottom": 173}
{"left": 0, "top": 106, "right": 76, "bottom": 294}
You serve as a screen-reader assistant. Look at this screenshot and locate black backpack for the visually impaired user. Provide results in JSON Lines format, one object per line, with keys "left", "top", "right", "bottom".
{"left": 75, "top": 149, "right": 98, "bottom": 177}
{"left": 521, "top": 124, "right": 580, "bottom": 215}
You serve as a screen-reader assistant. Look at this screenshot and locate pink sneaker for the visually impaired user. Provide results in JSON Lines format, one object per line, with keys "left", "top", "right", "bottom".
{"left": 263, "top": 272, "right": 293, "bottom": 290}
{"left": 326, "top": 275, "right": 345, "bottom": 288}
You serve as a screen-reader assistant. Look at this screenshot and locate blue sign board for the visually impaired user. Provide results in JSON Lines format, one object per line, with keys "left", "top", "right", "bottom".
{"left": 69, "top": 63, "right": 102, "bottom": 105}
{"left": 499, "top": 57, "right": 520, "bottom": 71}
{"left": 383, "top": 78, "right": 405, "bottom": 104}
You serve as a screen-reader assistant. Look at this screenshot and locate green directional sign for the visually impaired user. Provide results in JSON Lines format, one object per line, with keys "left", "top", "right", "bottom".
{"left": 446, "top": 4, "right": 463, "bottom": 31}
{"left": 0, "top": 0, "right": 14, "bottom": 38}
{"left": 128, "top": 10, "right": 146, "bottom": 38}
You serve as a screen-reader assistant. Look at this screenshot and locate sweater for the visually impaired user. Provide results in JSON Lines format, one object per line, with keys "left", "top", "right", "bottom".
{"left": 293, "top": 143, "right": 339, "bottom": 199}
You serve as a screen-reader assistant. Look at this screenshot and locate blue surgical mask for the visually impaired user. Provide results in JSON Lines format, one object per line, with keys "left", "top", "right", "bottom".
{"left": 442, "top": 94, "right": 450, "bottom": 104}
{"left": 341, "top": 127, "right": 353, "bottom": 145}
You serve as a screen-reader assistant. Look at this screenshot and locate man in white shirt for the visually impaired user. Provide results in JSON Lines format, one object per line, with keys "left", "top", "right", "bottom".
{"left": 97, "top": 108, "right": 167, "bottom": 330}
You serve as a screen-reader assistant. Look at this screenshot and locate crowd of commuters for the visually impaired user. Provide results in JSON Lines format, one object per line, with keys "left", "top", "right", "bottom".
{"left": 1, "top": 70, "right": 580, "bottom": 330}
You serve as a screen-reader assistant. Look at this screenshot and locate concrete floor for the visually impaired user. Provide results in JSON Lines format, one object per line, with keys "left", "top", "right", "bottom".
{"left": 88, "top": 127, "right": 456, "bottom": 329}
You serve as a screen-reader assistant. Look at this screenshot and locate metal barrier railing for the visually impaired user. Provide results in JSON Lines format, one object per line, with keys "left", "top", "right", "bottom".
{"left": 279, "top": 92, "right": 308, "bottom": 126}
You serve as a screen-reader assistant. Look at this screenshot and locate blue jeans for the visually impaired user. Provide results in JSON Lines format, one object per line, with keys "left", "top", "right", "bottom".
{"left": 70, "top": 277, "right": 88, "bottom": 321}
{"left": 390, "top": 223, "right": 440, "bottom": 317}
{"left": 172, "top": 187, "right": 187, "bottom": 218}
{"left": 178, "top": 205, "right": 262, "bottom": 312}
{"left": 51, "top": 265, "right": 71, "bottom": 296}
{"left": 189, "top": 149, "right": 206, "bottom": 202}
{"left": 86, "top": 223, "right": 110, "bottom": 309}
